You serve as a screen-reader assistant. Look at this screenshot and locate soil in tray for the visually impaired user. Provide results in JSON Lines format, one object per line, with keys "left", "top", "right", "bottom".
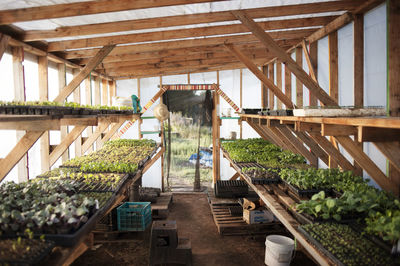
{"left": 0, "top": 238, "right": 54, "bottom": 265}
{"left": 284, "top": 180, "right": 327, "bottom": 198}
{"left": 241, "top": 167, "right": 281, "bottom": 184}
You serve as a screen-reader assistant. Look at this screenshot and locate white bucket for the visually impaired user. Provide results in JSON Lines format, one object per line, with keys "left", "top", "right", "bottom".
{"left": 265, "top": 235, "right": 295, "bottom": 266}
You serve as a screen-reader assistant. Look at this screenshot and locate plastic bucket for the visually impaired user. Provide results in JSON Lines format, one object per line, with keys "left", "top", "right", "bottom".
{"left": 265, "top": 235, "right": 295, "bottom": 266}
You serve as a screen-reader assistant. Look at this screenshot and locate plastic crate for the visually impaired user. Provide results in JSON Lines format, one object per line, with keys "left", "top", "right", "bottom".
{"left": 117, "top": 202, "right": 152, "bottom": 231}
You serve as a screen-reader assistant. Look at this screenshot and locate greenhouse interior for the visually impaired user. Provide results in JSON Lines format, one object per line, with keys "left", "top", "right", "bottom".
{"left": 0, "top": 0, "right": 399, "bottom": 265}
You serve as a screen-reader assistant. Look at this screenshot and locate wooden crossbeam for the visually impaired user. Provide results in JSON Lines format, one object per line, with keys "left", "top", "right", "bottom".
{"left": 301, "top": 40, "right": 317, "bottom": 82}
{"left": 54, "top": 45, "right": 115, "bottom": 103}
{"left": 0, "top": 131, "right": 44, "bottom": 182}
{"left": 0, "top": 0, "right": 216, "bottom": 25}
{"left": 143, "top": 147, "right": 165, "bottom": 174}
{"left": 374, "top": 142, "right": 400, "bottom": 173}
{"left": 246, "top": 120, "right": 283, "bottom": 148}
{"left": 229, "top": 172, "right": 240, "bottom": 180}
{"left": 232, "top": 10, "right": 337, "bottom": 107}
{"left": 358, "top": 127, "right": 400, "bottom": 142}
{"left": 0, "top": 33, "right": 10, "bottom": 61}
{"left": 295, "top": 131, "right": 330, "bottom": 166}
{"left": 0, "top": 119, "right": 60, "bottom": 131}
{"left": 81, "top": 123, "right": 110, "bottom": 154}
{"left": 295, "top": 122, "right": 321, "bottom": 133}
{"left": 225, "top": 43, "right": 295, "bottom": 109}
{"left": 48, "top": 17, "right": 335, "bottom": 52}
{"left": 321, "top": 124, "right": 357, "bottom": 136}
{"left": 49, "top": 126, "right": 86, "bottom": 166}
{"left": 23, "top": 1, "right": 361, "bottom": 41}
{"left": 100, "top": 121, "right": 125, "bottom": 145}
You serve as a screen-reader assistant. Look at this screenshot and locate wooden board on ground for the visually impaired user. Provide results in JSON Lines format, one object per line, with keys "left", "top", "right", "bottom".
{"left": 207, "top": 189, "right": 240, "bottom": 205}
{"left": 210, "top": 202, "right": 283, "bottom": 236}
{"left": 151, "top": 192, "right": 173, "bottom": 219}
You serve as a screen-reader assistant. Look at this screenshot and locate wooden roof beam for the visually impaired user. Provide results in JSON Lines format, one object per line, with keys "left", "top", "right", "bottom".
{"left": 0, "top": 33, "right": 10, "bottom": 61}
{"left": 23, "top": 1, "right": 363, "bottom": 41}
{"left": 0, "top": 0, "right": 220, "bottom": 25}
{"left": 47, "top": 16, "right": 335, "bottom": 52}
{"left": 54, "top": 45, "right": 115, "bottom": 103}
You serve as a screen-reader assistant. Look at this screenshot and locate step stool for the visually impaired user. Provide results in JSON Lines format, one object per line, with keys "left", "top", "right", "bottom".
{"left": 149, "top": 220, "right": 192, "bottom": 266}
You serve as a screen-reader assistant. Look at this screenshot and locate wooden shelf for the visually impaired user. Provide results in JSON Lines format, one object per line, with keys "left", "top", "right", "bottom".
{"left": 220, "top": 147, "right": 334, "bottom": 266}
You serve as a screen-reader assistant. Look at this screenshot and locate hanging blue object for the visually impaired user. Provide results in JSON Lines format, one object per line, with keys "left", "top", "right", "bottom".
{"left": 131, "top": 94, "right": 142, "bottom": 113}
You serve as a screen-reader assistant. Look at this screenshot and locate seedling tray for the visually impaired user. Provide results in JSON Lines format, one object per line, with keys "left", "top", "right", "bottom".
{"left": 241, "top": 108, "right": 262, "bottom": 114}
{"left": 0, "top": 238, "right": 55, "bottom": 266}
{"left": 283, "top": 180, "right": 325, "bottom": 198}
{"left": 215, "top": 180, "right": 249, "bottom": 198}
{"left": 297, "top": 226, "right": 345, "bottom": 266}
{"left": 236, "top": 163, "right": 281, "bottom": 185}
{"left": 297, "top": 211, "right": 365, "bottom": 225}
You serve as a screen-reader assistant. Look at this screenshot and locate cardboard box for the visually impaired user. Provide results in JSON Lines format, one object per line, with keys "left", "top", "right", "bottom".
{"left": 243, "top": 208, "right": 276, "bottom": 224}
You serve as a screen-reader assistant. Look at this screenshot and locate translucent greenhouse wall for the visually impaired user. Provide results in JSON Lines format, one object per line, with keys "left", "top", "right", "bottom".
{"left": 0, "top": 3, "right": 389, "bottom": 189}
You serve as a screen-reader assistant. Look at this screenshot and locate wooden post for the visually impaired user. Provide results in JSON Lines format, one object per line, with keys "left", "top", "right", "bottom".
{"left": 212, "top": 77, "right": 220, "bottom": 184}
{"left": 353, "top": 14, "right": 364, "bottom": 176}
{"left": 138, "top": 78, "right": 142, "bottom": 139}
{"left": 0, "top": 33, "right": 10, "bottom": 61}
{"left": 72, "top": 69, "right": 82, "bottom": 157}
{"left": 12, "top": 46, "right": 28, "bottom": 182}
{"left": 160, "top": 76, "right": 164, "bottom": 192}
{"left": 268, "top": 62, "right": 275, "bottom": 109}
{"left": 38, "top": 56, "right": 50, "bottom": 172}
{"left": 101, "top": 79, "right": 108, "bottom": 106}
{"left": 329, "top": 31, "right": 339, "bottom": 168}
{"left": 284, "top": 64, "right": 292, "bottom": 108}
{"left": 388, "top": 0, "right": 400, "bottom": 190}
{"left": 94, "top": 77, "right": 101, "bottom": 149}
{"left": 58, "top": 64, "right": 69, "bottom": 162}
{"left": 276, "top": 61, "right": 283, "bottom": 109}
{"left": 295, "top": 47, "right": 303, "bottom": 108}
{"left": 239, "top": 69, "right": 243, "bottom": 139}
{"left": 261, "top": 65, "right": 268, "bottom": 108}
{"left": 306, "top": 41, "right": 318, "bottom": 106}
{"left": 85, "top": 76, "right": 93, "bottom": 153}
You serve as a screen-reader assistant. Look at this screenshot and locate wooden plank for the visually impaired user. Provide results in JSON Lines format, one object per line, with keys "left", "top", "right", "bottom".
{"left": 307, "top": 13, "right": 353, "bottom": 44}
{"left": 358, "top": 127, "right": 400, "bottom": 142}
{"left": 48, "top": 16, "right": 337, "bottom": 52}
{"left": 296, "top": 131, "right": 330, "bottom": 166}
{"left": 100, "top": 121, "right": 124, "bottom": 145}
{"left": 321, "top": 124, "right": 357, "bottom": 136}
{"left": 247, "top": 120, "right": 283, "bottom": 148}
{"left": 295, "top": 122, "right": 321, "bottom": 133}
{"left": 277, "top": 127, "right": 318, "bottom": 167}
{"left": 295, "top": 47, "right": 303, "bottom": 107}
{"left": 109, "top": 80, "right": 116, "bottom": 105}
{"left": 54, "top": 45, "right": 115, "bottom": 103}
{"left": 94, "top": 77, "right": 101, "bottom": 149}
{"left": 0, "top": 120, "right": 60, "bottom": 131}
{"left": 302, "top": 40, "right": 317, "bottom": 83}
{"left": 0, "top": 0, "right": 217, "bottom": 24}
{"left": 101, "top": 79, "right": 108, "bottom": 106}
{"left": 261, "top": 65, "right": 268, "bottom": 108}
{"left": 49, "top": 126, "right": 86, "bottom": 167}
{"left": 268, "top": 62, "right": 275, "bottom": 109}
{"left": 309, "top": 42, "right": 318, "bottom": 106}
{"left": 38, "top": 56, "right": 50, "bottom": 173}
{"left": 0, "top": 131, "right": 44, "bottom": 182}
{"left": 229, "top": 172, "right": 240, "bottom": 180}
{"left": 232, "top": 10, "right": 338, "bottom": 107}
{"left": 81, "top": 123, "right": 110, "bottom": 154}
{"left": 335, "top": 136, "right": 395, "bottom": 194}
{"left": 374, "top": 142, "right": 400, "bottom": 173}
{"left": 58, "top": 63, "right": 69, "bottom": 163}
{"left": 225, "top": 43, "right": 295, "bottom": 109}
{"left": 266, "top": 126, "right": 305, "bottom": 158}
{"left": 284, "top": 64, "right": 292, "bottom": 108}
{"left": 85, "top": 76, "right": 93, "bottom": 153}
{"left": 329, "top": 31, "right": 339, "bottom": 104}
{"left": 308, "top": 133, "right": 356, "bottom": 172}
{"left": 0, "top": 33, "right": 10, "bottom": 61}
{"left": 23, "top": 1, "right": 361, "bottom": 41}
{"left": 212, "top": 90, "right": 220, "bottom": 183}
{"left": 143, "top": 147, "right": 164, "bottom": 174}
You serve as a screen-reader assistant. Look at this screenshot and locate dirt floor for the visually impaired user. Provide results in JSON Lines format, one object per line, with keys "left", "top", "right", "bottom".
{"left": 73, "top": 193, "right": 316, "bottom": 266}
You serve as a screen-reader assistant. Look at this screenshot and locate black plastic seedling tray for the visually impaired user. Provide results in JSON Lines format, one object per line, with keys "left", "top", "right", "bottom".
{"left": 283, "top": 180, "right": 325, "bottom": 198}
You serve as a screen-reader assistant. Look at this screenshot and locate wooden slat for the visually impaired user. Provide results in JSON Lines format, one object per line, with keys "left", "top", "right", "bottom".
{"left": 321, "top": 124, "right": 357, "bottom": 136}
{"left": 335, "top": 136, "right": 395, "bottom": 194}
{"left": 0, "top": 131, "right": 44, "bottom": 182}
{"left": 225, "top": 44, "right": 295, "bottom": 109}
{"left": 229, "top": 172, "right": 240, "bottom": 181}
{"left": 143, "top": 147, "right": 164, "bottom": 174}
{"left": 295, "top": 122, "right": 321, "bottom": 133}
{"left": 358, "top": 127, "right": 400, "bottom": 142}
{"left": 268, "top": 62, "right": 275, "bottom": 109}
{"left": 58, "top": 63, "right": 69, "bottom": 163}
{"left": 232, "top": 10, "right": 338, "bottom": 107}
{"left": 276, "top": 61, "right": 283, "bottom": 109}
{"left": 64, "top": 30, "right": 310, "bottom": 60}
{"left": 0, "top": 33, "right": 10, "bottom": 61}
{"left": 23, "top": 1, "right": 361, "bottom": 41}
{"left": 374, "top": 142, "right": 400, "bottom": 173}
{"left": 329, "top": 31, "right": 339, "bottom": 104}
{"left": 48, "top": 16, "right": 336, "bottom": 52}
{"left": 295, "top": 47, "right": 303, "bottom": 107}
{"left": 85, "top": 76, "right": 94, "bottom": 153}
{"left": 309, "top": 42, "right": 318, "bottom": 106}
{"left": 308, "top": 133, "right": 356, "bottom": 172}
{"left": 49, "top": 126, "right": 86, "bottom": 166}
{"left": 81, "top": 123, "right": 110, "bottom": 154}
{"left": 54, "top": 45, "right": 115, "bottom": 103}
{"left": 100, "top": 121, "right": 125, "bottom": 145}
{"left": 246, "top": 120, "right": 282, "bottom": 148}
{"left": 307, "top": 13, "right": 353, "bottom": 44}
{"left": 101, "top": 79, "right": 108, "bottom": 106}
{"left": 261, "top": 66, "right": 268, "bottom": 108}
{"left": 302, "top": 40, "right": 317, "bottom": 82}
{"left": 0, "top": 119, "right": 60, "bottom": 131}
{"left": 284, "top": 64, "right": 292, "bottom": 108}
{"left": 0, "top": 0, "right": 218, "bottom": 25}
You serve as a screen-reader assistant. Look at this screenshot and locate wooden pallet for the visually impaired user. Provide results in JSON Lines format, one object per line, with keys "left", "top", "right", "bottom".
{"left": 210, "top": 203, "right": 283, "bottom": 236}
{"left": 151, "top": 192, "right": 173, "bottom": 219}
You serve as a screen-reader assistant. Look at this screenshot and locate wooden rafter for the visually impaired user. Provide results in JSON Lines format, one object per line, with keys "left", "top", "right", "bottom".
{"left": 49, "top": 126, "right": 87, "bottom": 167}
{"left": 22, "top": 1, "right": 362, "bottom": 41}
{"left": 54, "top": 45, "right": 115, "bottom": 103}
{"left": 0, "top": 131, "right": 44, "bottom": 182}
{"left": 0, "top": 33, "right": 10, "bottom": 61}
{"left": 0, "top": 0, "right": 218, "bottom": 25}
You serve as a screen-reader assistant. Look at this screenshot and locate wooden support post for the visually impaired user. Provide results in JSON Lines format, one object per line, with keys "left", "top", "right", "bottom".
{"left": 284, "top": 64, "right": 292, "bottom": 108}
{"left": 101, "top": 79, "right": 108, "bottom": 106}
{"left": 72, "top": 69, "right": 83, "bottom": 157}
{"left": 12, "top": 46, "right": 28, "bottom": 182}
{"left": 276, "top": 61, "right": 283, "bottom": 109}
{"left": 58, "top": 63, "right": 69, "bottom": 162}
{"left": 137, "top": 78, "right": 142, "bottom": 139}
{"left": 85, "top": 76, "right": 93, "bottom": 153}
{"left": 231, "top": 10, "right": 337, "bottom": 107}
{"left": 0, "top": 33, "right": 10, "bottom": 61}
{"left": 212, "top": 89, "right": 220, "bottom": 184}
{"left": 268, "top": 62, "right": 275, "bottom": 109}
{"left": 388, "top": 0, "right": 400, "bottom": 190}
{"left": 239, "top": 69, "right": 243, "bottom": 139}
{"left": 225, "top": 43, "right": 295, "bottom": 109}
{"left": 109, "top": 80, "right": 116, "bottom": 104}
{"left": 94, "top": 77, "right": 101, "bottom": 149}
{"left": 160, "top": 76, "right": 164, "bottom": 192}
{"left": 50, "top": 126, "right": 86, "bottom": 167}
{"left": 0, "top": 131, "right": 44, "bottom": 182}
{"left": 309, "top": 42, "right": 318, "bottom": 106}
{"left": 54, "top": 45, "right": 115, "bottom": 103}
{"left": 38, "top": 56, "right": 50, "bottom": 172}
{"left": 261, "top": 65, "right": 268, "bottom": 108}
{"left": 295, "top": 47, "right": 303, "bottom": 108}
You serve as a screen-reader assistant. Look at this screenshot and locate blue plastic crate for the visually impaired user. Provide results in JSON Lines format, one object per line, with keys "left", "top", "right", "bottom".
{"left": 117, "top": 202, "right": 152, "bottom": 231}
